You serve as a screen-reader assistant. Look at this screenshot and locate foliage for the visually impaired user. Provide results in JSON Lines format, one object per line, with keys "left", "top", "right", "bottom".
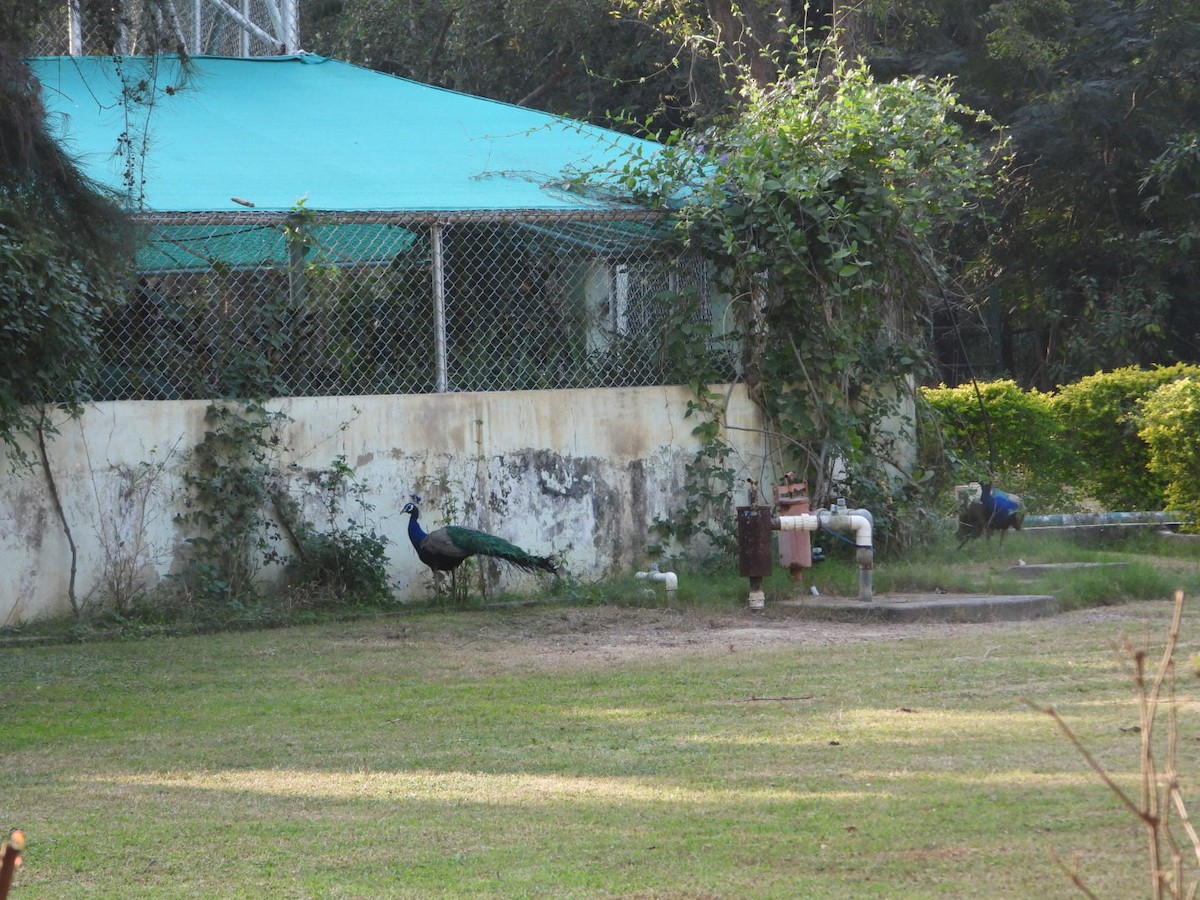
{"left": 1137, "top": 377, "right": 1200, "bottom": 530}
{"left": 0, "top": 30, "right": 196, "bottom": 466}
{"left": 301, "top": 0, "right": 716, "bottom": 135}
{"left": 174, "top": 403, "right": 394, "bottom": 612}
{"left": 0, "top": 54, "right": 134, "bottom": 465}
{"left": 920, "top": 379, "right": 1071, "bottom": 510}
{"left": 874, "top": 0, "right": 1200, "bottom": 387}
{"left": 282, "top": 455, "right": 393, "bottom": 605}
{"left": 923, "top": 366, "right": 1200, "bottom": 515}
{"left": 610, "top": 55, "right": 998, "bottom": 550}
{"left": 1052, "top": 364, "right": 1200, "bottom": 511}
{"left": 649, "top": 286, "right": 740, "bottom": 562}
{"left": 258, "top": 0, "right": 1200, "bottom": 386}
{"left": 0, "top": 55, "right": 132, "bottom": 256}
{"left": 174, "top": 400, "right": 292, "bottom": 605}
{"left": 0, "top": 221, "right": 110, "bottom": 465}
{"left": 649, "top": 395, "right": 738, "bottom": 563}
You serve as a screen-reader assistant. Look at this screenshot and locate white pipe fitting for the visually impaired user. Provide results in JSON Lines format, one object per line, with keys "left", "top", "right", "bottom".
{"left": 635, "top": 564, "right": 678, "bottom": 601}
{"left": 776, "top": 509, "right": 873, "bottom": 550}
{"left": 774, "top": 507, "right": 875, "bottom": 601}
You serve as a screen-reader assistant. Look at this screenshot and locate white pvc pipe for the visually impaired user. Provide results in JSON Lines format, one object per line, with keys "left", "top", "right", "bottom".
{"left": 776, "top": 510, "right": 873, "bottom": 551}
{"left": 774, "top": 508, "right": 875, "bottom": 601}
{"left": 635, "top": 565, "right": 678, "bottom": 601}
{"left": 68, "top": 0, "right": 83, "bottom": 54}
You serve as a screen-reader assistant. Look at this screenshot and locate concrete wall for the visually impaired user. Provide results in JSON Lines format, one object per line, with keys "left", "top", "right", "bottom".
{"left": 0, "top": 385, "right": 772, "bottom": 623}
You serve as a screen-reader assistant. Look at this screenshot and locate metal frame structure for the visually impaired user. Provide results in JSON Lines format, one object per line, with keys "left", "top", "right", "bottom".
{"left": 59, "top": 0, "right": 299, "bottom": 57}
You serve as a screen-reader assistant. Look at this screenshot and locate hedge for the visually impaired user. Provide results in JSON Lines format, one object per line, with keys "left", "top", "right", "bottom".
{"left": 1051, "top": 363, "right": 1200, "bottom": 510}
{"left": 921, "top": 365, "right": 1200, "bottom": 514}
{"left": 1138, "top": 376, "right": 1200, "bottom": 527}
{"left": 918, "top": 379, "right": 1071, "bottom": 510}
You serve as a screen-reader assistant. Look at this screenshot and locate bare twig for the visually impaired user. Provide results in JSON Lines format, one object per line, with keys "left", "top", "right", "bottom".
{"left": 1026, "top": 698, "right": 1144, "bottom": 819}
{"left": 734, "top": 695, "right": 815, "bottom": 702}
{"left": 1049, "top": 849, "right": 1100, "bottom": 900}
{"left": 36, "top": 409, "right": 79, "bottom": 616}
{"left": 1030, "top": 590, "right": 1193, "bottom": 899}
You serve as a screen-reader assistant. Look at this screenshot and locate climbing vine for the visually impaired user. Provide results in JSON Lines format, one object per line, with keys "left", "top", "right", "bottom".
{"left": 175, "top": 402, "right": 392, "bottom": 613}
{"left": 650, "top": 288, "right": 740, "bottom": 561}
{"left": 175, "top": 400, "right": 291, "bottom": 605}
{"left": 610, "top": 54, "right": 1001, "bottom": 551}
{"left": 283, "top": 454, "right": 393, "bottom": 606}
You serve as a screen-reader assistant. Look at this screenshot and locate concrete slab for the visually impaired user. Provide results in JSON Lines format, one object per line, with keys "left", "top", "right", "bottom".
{"left": 778, "top": 592, "right": 1059, "bottom": 623}
{"left": 1009, "top": 562, "right": 1128, "bottom": 579}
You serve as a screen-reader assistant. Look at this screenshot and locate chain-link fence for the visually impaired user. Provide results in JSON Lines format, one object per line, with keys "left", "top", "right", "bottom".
{"left": 95, "top": 211, "right": 737, "bottom": 401}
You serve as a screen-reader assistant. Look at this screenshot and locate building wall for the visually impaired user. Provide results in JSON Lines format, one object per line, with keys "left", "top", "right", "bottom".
{"left": 0, "top": 385, "right": 772, "bottom": 623}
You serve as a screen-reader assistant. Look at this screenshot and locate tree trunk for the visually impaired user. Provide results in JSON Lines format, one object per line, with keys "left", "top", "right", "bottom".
{"left": 832, "top": 0, "right": 870, "bottom": 66}
{"left": 705, "top": 0, "right": 781, "bottom": 91}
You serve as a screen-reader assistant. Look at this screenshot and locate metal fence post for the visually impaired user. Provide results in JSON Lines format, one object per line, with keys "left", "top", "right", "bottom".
{"left": 431, "top": 220, "right": 449, "bottom": 393}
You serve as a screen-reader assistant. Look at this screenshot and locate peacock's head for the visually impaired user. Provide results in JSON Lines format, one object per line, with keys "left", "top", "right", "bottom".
{"left": 402, "top": 494, "right": 422, "bottom": 516}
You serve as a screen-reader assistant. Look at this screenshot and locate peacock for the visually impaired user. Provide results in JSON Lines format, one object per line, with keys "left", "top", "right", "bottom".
{"left": 957, "top": 482, "right": 1025, "bottom": 548}
{"left": 401, "top": 496, "right": 557, "bottom": 596}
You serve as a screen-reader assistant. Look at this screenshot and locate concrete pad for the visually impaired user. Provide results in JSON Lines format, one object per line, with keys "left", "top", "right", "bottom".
{"left": 778, "top": 593, "right": 1059, "bottom": 623}
{"left": 1009, "top": 562, "right": 1128, "bottom": 579}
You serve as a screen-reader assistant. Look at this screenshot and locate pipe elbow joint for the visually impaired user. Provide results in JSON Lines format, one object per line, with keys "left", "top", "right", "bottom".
{"left": 636, "top": 567, "right": 678, "bottom": 596}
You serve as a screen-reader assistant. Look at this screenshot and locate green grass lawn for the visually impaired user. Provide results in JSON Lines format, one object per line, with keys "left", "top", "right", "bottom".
{"left": 5, "top": 586, "right": 1200, "bottom": 897}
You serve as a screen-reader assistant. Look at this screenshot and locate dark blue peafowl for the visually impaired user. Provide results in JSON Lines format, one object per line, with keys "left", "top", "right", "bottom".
{"left": 957, "top": 482, "right": 1025, "bottom": 548}
{"left": 401, "top": 496, "right": 557, "bottom": 596}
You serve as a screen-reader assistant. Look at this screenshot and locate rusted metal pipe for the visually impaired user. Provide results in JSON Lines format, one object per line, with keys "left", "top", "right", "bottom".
{"left": 736, "top": 505, "right": 773, "bottom": 610}
{"left": 737, "top": 504, "right": 876, "bottom": 605}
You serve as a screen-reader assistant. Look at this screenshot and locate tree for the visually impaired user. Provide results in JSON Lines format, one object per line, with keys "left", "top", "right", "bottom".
{"left": 300, "top": 0, "right": 880, "bottom": 135}
{"left": 0, "top": 48, "right": 134, "bottom": 462}
{"left": 602, "top": 54, "right": 998, "bottom": 547}
{"left": 301, "top": 0, "right": 719, "bottom": 135}
{"left": 859, "top": 0, "right": 1200, "bottom": 387}
{"left": 1, "top": 3, "right": 195, "bottom": 463}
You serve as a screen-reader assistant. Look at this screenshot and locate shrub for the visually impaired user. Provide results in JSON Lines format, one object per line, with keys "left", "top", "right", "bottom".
{"left": 1137, "top": 376, "right": 1200, "bottom": 529}
{"left": 282, "top": 455, "right": 394, "bottom": 607}
{"left": 919, "top": 380, "right": 1073, "bottom": 510}
{"left": 1052, "top": 364, "right": 1200, "bottom": 510}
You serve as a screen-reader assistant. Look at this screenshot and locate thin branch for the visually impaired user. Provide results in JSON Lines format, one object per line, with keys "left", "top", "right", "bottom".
{"left": 1174, "top": 783, "right": 1200, "bottom": 868}
{"left": 36, "top": 409, "right": 79, "bottom": 617}
{"left": 1035, "top": 590, "right": 1193, "bottom": 899}
{"left": 1025, "top": 699, "right": 1145, "bottom": 821}
{"left": 1049, "top": 849, "right": 1100, "bottom": 900}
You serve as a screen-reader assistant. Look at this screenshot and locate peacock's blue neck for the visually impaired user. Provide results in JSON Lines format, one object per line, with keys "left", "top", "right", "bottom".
{"left": 406, "top": 509, "right": 427, "bottom": 546}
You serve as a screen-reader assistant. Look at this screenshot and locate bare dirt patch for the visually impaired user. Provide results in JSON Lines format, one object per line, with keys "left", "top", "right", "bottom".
{"left": 360, "top": 601, "right": 1165, "bottom": 673}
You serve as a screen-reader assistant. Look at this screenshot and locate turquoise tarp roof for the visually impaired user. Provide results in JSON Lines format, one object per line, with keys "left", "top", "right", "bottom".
{"left": 29, "top": 54, "right": 661, "bottom": 213}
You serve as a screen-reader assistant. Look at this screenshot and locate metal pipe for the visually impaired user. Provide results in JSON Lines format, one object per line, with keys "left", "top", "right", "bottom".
{"left": 736, "top": 505, "right": 773, "bottom": 610}
{"left": 1023, "top": 511, "right": 1186, "bottom": 529}
{"left": 201, "top": 0, "right": 278, "bottom": 48}
{"left": 431, "top": 221, "right": 448, "bottom": 392}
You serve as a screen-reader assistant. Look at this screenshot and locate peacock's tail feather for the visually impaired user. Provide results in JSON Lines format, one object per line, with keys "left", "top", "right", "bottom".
{"left": 443, "top": 526, "right": 558, "bottom": 574}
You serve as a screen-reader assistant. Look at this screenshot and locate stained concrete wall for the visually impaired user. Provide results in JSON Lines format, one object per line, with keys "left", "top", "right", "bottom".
{"left": 0, "top": 385, "right": 772, "bottom": 623}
